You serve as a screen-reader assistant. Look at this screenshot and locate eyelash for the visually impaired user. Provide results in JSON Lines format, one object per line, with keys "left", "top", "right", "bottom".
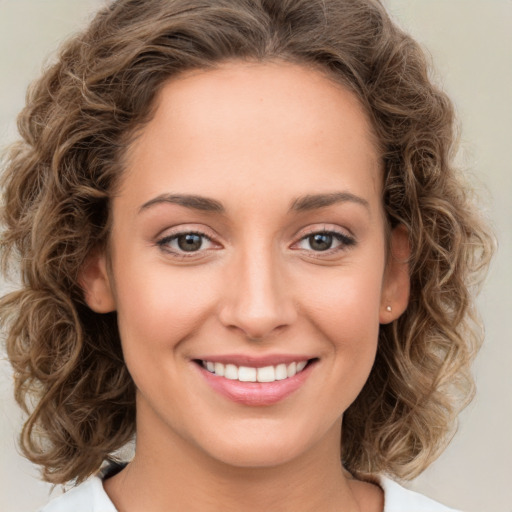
{"left": 293, "top": 229, "right": 356, "bottom": 255}
{"left": 156, "top": 230, "right": 218, "bottom": 258}
{"left": 155, "top": 228, "right": 356, "bottom": 258}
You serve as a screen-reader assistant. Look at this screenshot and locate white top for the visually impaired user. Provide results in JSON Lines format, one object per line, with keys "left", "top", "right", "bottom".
{"left": 38, "top": 473, "right": 461, "bottom": 512}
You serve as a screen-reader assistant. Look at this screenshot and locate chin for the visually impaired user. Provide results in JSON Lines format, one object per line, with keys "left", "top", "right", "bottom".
{"left": 195, "top": 420, "right": 327, "bottom": 469}
{"left": 206, "top": 440, "right": 305, "bottom": 469}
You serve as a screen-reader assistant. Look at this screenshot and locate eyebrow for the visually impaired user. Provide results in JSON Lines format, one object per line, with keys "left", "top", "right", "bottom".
{"left": 140, "top": 194, "right": 224, "bottom": 213}
{"left": 139, "top": 191, "right": 369, "bottom": 214}
{"left": 290, "top": 192, "right": 370, "bottom": 212}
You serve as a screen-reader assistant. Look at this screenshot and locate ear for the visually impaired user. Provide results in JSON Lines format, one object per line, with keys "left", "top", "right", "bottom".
{"left": 379, "top": 225, "right": 410, "bottom": 324}
{"left": 79, "top": 249, "right": 116, "bottom": 313}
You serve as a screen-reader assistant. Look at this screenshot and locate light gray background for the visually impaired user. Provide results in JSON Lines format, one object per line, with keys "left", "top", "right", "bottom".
{"left": 1, "top": 1, "right": 510, "bottom": 511}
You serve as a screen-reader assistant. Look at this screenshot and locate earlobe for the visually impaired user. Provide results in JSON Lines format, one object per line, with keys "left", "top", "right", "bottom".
{"left": 79, "top": 249, "right": 116, "bottom": 313}
{"left": 380, "top": 225, "right": 410, "bottom": 324}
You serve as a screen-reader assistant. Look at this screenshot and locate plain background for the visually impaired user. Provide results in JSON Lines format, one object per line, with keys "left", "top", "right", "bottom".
{"left": 0, "top": 1, "right": 510, "bottom": 511}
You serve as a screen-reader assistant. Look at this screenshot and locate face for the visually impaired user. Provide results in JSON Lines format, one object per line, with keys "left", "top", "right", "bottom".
{"left": 83, "top": 61, "right": 409, "bottom": 468}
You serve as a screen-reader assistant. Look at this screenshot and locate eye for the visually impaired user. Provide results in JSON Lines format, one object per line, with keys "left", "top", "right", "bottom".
{"left": 295, "top": 230, "right": 355, "bottom": 252}
{"left": 302, "top": 232, "right": 336, "bottom": 252}
{"left": 157, "top": 231, "right": 216, "bottom": 254}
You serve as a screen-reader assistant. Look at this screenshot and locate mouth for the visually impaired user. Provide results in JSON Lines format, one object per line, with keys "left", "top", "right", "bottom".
{"left": 196, "top": 359, "right": 311, "bottom": 382}
{"left": 192, "top": 357, "right": 318, "bottom": 406}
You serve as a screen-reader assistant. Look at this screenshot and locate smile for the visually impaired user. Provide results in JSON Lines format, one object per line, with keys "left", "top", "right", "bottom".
{"left": 194, "top": 357, "right": 317, "bottom": 406}
{"left": 201, "top": 360, "right": 308, "bottom": 382}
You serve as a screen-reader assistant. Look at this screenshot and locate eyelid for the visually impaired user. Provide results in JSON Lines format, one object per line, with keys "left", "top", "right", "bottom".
{"left": 155, "top": 225, "right": 223, "bottom": 257}
{"left": 153, "top": 223, "right": 356, "bottom": 258}
{"left": 290, "top": 225, "right": 356, "bottom": 253}
{"left": 294, "top": 224, "right": 355, "bottom": 242}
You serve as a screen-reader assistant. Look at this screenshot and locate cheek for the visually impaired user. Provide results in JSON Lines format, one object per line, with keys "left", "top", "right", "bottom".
{"left": 113, "top": 262, "right": 218, "bottom": 357}
{"left": 306, "top": 264, "right": 383, "bottom": 339}
{"left": 301, "top": 264, "right": 384, "bottom": 394}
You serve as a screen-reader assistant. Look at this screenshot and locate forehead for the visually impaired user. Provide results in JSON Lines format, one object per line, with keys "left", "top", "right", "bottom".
{"left": 119, "top": 61, "right": 382, "bottom": 212}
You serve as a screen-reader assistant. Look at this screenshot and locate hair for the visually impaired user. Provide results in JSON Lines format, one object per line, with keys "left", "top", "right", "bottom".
{"left": 0, "top": 0, "right": 493, "bottom": 485}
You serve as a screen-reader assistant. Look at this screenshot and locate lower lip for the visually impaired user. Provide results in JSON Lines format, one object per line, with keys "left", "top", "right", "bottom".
{"left": 195, "top": 362, "right": 315, "bottom": 406}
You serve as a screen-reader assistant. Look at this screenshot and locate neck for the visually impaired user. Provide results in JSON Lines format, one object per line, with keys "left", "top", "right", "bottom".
{"left": 104, "top": 402, "right": 367, "bottom": 512}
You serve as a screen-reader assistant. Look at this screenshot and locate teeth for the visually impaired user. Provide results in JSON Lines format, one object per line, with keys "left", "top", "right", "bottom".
{"left": 224, "top": 364, "right": 238, "bottom": 380}
{"left": 287, "top": 362, "right": 297, "bottom": 378}
{"left": 296, "top": 361, "right": 307, "bottom": 372}
{"left": 214, "top": 362, "right": 225, "bottom": 377}
{"left": 257, "top": 366, "right": 275, "bottom": 382}
{"left": 275, "top": 363, "right": 288, "bottom": 380}
{"left": 202, "top": 360, "right": 310, "bottom": 382}
{"left": 238, "top": 366, "right": 257, "bottom": 382}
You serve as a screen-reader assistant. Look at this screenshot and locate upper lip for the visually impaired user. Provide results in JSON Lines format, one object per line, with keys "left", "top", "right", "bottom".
{"left": 192, "top": 354, "right": 316, "bottom": 368}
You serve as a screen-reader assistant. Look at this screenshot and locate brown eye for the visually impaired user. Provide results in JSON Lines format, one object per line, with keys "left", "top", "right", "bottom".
{"left": 294, "top": 230, "right": 356, "bottom": 253}
{"left": 157, "top": 231, "right": 215, "bottom": 254}
{"left": 177, "top": 233, "right": 203, "bottom": 252}
{"left": 308, "top": 233, "right": 333, "bottom": 251}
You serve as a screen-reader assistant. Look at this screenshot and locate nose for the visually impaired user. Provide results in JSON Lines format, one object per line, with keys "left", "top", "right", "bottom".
{"left": 218, "top": 246, "right": 297, "bottom": 340}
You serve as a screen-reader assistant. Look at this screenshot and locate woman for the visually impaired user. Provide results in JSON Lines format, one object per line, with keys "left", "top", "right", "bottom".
{"left": 0, "top": 0, "right": 493, "bottom": 510}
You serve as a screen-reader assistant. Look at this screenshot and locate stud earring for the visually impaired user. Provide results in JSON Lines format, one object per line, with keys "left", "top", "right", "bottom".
{"left": 386, "top": 305, "right": 392, "bottom": 312}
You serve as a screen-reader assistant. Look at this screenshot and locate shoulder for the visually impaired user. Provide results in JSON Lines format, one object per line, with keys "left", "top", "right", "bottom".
{"left": 377, "top": 476, "right": 462, "bottom": 512}
{"left": 37, "top": 477, "right": 117, "bottom": 512}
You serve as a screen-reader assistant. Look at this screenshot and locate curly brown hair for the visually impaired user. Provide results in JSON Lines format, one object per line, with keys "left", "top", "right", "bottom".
{"left": 0, "top": 0, "right": 493, "bottom": 485}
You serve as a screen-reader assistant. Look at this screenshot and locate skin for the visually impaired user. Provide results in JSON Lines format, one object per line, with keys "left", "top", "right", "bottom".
{"left": 82, "top": 61, "right": 410, "bottom": 512}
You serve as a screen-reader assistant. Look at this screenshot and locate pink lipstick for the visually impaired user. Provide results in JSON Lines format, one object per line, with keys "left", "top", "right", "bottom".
{"left": 193, "top": 355, "right": 316, "bottom": 406}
